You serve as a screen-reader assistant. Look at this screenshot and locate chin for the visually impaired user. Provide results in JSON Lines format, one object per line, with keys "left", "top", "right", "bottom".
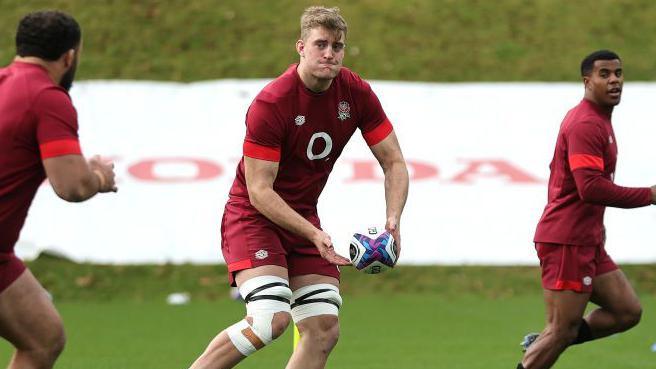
{"left": 314, "top": 70, "right": 339, "bottom": 80}
{"left": 608, "top": 98, "right": 622, "bottom": 106}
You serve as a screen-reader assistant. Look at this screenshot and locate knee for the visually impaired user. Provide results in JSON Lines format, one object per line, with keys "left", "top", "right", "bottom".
{"left": 47, "top": 327, "right": 66, "bottom": 360}
{"left": 19, "top": 322, "right": 66, "bottom": 366}
{"left": 41, "top": 321, "right": 66, "bottom": 362}
{"left": 270, "top": 312, "right": 292, "bottom": 340}
{"left": 619, "top": 304, "right": 642, "bottom": 331}
{"left": 299, "top": 315, "right": 340, "bottom": 352}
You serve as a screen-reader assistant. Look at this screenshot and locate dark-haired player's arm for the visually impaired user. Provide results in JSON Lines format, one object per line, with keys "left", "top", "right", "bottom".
{"left": 43, "top": 154, "right": 116, "bottom": 202}
{"left": 369, "top": 131, "right": 408, "bottom": 259}
{"left": 568, "top": 121, "right": 653, "bottom": 207}
{"left": 244, "top": 156, "right": 351, "bottom": 266}
{"left": 36, "top": 87, "right": 117, "bottom": 202}
{"left": 571, "top": 168, "right": 653, "bottom": 207}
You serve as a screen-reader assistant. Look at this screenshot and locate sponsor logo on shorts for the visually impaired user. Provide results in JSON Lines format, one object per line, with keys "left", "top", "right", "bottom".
{"left": 583, "top": 276, "right": 592, "bottom": 286}
{"left": 255, "top": 250, "right": 269, "bottom": 260}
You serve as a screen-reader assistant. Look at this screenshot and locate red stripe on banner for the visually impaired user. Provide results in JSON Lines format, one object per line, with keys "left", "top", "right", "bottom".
{"left": 243, "top": 141, "right": 281, "bottom": 162}
{"left": 363, "top": 119, "right": 393, "bottom": 146}
{"left": 40, "top": 139, "right": 82, "bottom": 159}
{"left": 569, "top": 154, "right": 604, "bottom": 171}
{"left": 227, "top": 259, "right": 253, "bottom": 272}
{"left": 554, "top": 280, "right": 583, "bottom": 291}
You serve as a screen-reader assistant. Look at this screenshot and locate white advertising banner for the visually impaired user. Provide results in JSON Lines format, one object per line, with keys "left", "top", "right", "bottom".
{"left": 15, "top": 80, "right": 656, "bottom": 265}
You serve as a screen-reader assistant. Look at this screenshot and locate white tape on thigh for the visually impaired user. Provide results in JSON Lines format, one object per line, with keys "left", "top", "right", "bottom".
{"left": 291, "top": 284, "right": 342, "bottom": 324}
{"left": 226, "top": 276, "right": 291, "bottom": 356}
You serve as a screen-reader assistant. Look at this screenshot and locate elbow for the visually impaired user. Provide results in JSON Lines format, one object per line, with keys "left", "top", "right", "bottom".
{"left": 383, "top": 159, "right": 409, "bottom": 178}
{"left": 54, "top": 179, "right": 96, "bottom": 203}
{"left": 247, "top": 186, "right": 266, "bottom": 210}
{"left": 55, "top": 189, "right": 86, "bottom": 202}
{"left": 578, "top": 189, "right": 593, "bottom": 203}
{"left": 578, "top": 188, "right": 602, "bottom": 205}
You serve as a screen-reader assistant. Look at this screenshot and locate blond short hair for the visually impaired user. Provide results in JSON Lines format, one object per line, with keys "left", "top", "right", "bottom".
{"left": 300, "top": 6, "right": 347, "bottom": 40}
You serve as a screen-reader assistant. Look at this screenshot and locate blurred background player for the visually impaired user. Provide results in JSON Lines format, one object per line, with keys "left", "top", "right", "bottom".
{"left": 0, "top": 10, "right": 116, "bottom": 369}
{"left": 518, "top": 50, "right": 656, "bottom": 369}
{"left": 188, "top": 6, "right": 408, "bottom": 369}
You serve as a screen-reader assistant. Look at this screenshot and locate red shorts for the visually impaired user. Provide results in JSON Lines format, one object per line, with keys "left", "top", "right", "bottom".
{"left": 221, "top": 200, "right": 340, "bottom": 286}
{"left": 0, "top": 253, "right": 26, "bottom": 293}
{"left": 536, "top": 243, "right": 618, "bottom": 293}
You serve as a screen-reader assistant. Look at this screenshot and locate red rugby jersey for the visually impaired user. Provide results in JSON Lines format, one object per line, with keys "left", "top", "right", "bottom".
{"left": 0, "top": 62, "right": 82, "bottom": 253}
{"left": 228, "top": 64, "right": 393, "bottom": 212}
{"left": 534, "top": 99, "right": 652, "bottom": 246}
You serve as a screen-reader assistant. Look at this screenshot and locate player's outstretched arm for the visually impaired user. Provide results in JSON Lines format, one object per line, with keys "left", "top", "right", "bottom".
{"left": 244, "top": 156, "right": 351, "bottom": 266}
{"left": 571, "top": 168, "right": 652, "bottom": 208}
{"left": 369, "top": 131, "right": 409, "bottom": 259}
{"left": 43, "top": 154, "right": 117, "bottom": 202}
{"left": 567, "top": 122, "right": 652, "bottom": 208}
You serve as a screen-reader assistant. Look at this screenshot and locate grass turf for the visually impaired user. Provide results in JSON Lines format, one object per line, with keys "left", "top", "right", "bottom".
{"left": 3, "top": 0, "right": 656, "bottom": 82}
{"left": 2, "top": 257, "right": 656, "bottom": 368}
{"left": 0, "top": 295, "right": 655, "bottom": 368}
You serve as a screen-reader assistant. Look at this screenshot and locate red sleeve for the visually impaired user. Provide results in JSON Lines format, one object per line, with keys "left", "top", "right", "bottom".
{"left": 34, "top": 87, "right": 81, "bottom": 159}
{"left": 571, "top": 169, "right": 652, "bottom": 208}
{"left": 243, "top": 99, "right": 283, "bottom": 162}
{"left": 356, "top": 79, "right": 393, "bottom": 146}
{"left": 567, "top": 121, "right": 652, "bottom": 208}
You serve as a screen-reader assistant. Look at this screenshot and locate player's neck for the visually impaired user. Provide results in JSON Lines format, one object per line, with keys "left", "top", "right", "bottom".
{"left": 296, "top": 64, "right": 333, "bottom": 93}
{"left": 14, "top": 56, "right": 60, "bottom": 86}
{"left": 583, "top": 95, "right": 614, "bottom": 116}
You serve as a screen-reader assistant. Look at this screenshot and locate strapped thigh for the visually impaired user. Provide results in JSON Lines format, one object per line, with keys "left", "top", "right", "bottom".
{"left": 290, "top": 284, "right": 342, "bottom": 324}
{"left": 226, "top": 276, "right": 292, "bottom": 356}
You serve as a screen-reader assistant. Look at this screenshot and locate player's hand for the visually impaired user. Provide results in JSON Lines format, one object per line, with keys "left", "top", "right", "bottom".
{"left": 385, "top": 216, "right": 401, "bottom": 264}
{"left": 311, "top": 230, "right": 351, "bottom": 266}
{"left": 88, "top": 155, "right": 118, "bottom": 193}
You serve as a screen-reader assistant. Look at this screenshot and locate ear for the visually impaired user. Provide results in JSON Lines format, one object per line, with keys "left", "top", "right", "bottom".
{"left": 63, "top": 49, "right": 76, "bottom": 68}
{"left": 296, "top": 39, "right": 305, "bottom": 57}
{"left": 582, "top": 76, "right": 590, "bottom": 89}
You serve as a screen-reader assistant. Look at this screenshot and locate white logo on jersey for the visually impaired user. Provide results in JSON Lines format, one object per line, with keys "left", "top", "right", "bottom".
{"left": 306, "top": 132, "right": 333, "bottom": 160}
{"left": 295, "top": 115, "right": 305, "bottom": 126}
{"left": 337, "top": 101, "right": 350, "bottom": 121}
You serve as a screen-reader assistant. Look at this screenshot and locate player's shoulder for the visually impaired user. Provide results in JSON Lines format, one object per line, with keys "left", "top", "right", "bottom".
{"left": 1, "top": 63, "right": 71, "bottom": 108}
{"left": 336, "top": 66, "right": 371, "bottom": 92}
{"left": 255, "top": 64, "right": 299, "bottom": 105}
{"left": 564, "top": 100, "right": 604, "bottom": 129}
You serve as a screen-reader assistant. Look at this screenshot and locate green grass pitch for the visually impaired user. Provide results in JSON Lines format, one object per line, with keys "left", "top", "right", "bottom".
{"left": 1, "top": 294, "right": 654, "bottom": 368}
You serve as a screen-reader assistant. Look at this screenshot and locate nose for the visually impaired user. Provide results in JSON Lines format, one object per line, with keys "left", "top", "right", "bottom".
{"left": 322, "top": 47, "right": 334, "bottom": 59}
{"left": 609, "top": 73, "right": 621, "bottom": 84}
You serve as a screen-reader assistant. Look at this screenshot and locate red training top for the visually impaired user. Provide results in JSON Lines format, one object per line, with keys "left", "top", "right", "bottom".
{"left": 534, "top": 99, "right": 652, "bottom": 246}
{"left": 0, "top": 62, "right": 81, "bottom": 253}
{"left": 228, "top": 64, "right": 393, "bottom": 213}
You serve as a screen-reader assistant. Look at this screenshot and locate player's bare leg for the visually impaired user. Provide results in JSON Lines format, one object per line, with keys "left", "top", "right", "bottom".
{"left": 584, "top": 269, "right": 641, "bottom": 339}
{"left": 0, "top": 269, "right": 65, "bottom": 369}
{"left": 286, "top": 274, "right": 341, "bottom": 369}
{"left": 521, "top": 289, "right": 589, "bottom": 369}
{"left": 189, "top": 265, "right": 291, "bottom": 369}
